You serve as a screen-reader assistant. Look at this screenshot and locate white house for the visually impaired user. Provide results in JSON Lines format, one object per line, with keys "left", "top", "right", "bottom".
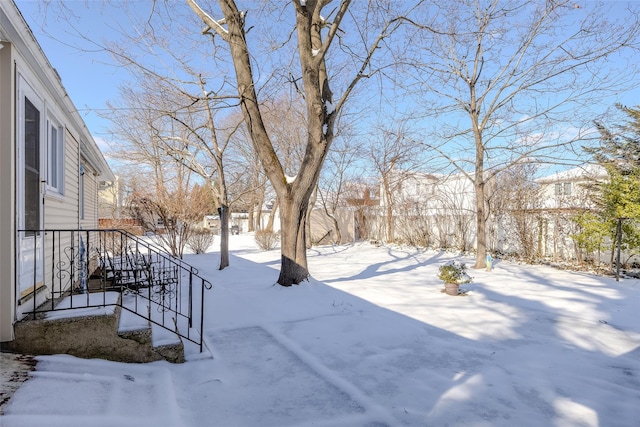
{"left": 373, "top": 164, "right": 615, "bottom": 260}
{"left": 532, "top": 164, "right": 608, "bottom": 260}
{"left": 0, "top": 1, "right": 115, "bottom": 342}
{"left": 535, "top": 164, "right": 607, "bottom": 211}
{"left": 376, "top": 169, "right": 476, "bottom": 248}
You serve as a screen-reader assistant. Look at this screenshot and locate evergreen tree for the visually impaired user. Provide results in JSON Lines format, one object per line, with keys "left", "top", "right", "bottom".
{"left": 575, "top": 105, "right": 640, "bottom": 267}
{"left": 592, "top": 105, "right": 640, "bottom": 174}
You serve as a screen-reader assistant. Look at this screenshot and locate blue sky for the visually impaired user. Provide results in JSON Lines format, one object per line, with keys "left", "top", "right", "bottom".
{"left": 15, "top": 0, "right": 142, "bottom": 146}
{"left": 14, "top": 0, "right": 640, "bottom": 174}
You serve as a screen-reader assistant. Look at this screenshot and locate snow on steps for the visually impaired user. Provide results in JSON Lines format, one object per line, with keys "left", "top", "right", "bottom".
{"left": 119, "top": 293, "right": 184, "bottom": 363}
{"left": 3, "top": 292, "right": 184, "bottom": 363}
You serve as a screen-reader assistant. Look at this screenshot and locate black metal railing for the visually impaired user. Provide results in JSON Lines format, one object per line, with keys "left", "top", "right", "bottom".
{"left": 17, "top": 229, "right": 213, "bottom": 352}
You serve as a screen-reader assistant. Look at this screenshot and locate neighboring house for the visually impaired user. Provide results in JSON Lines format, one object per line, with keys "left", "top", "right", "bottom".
{"left": 97, "top": 176, "right": 145, "bottom": 233}
{"left": 0, "top": 1, "right": 115, "bottom": 342}
{"left": 371, "top": 165, "right": 612, "bottom": 260}
{"left": 376, "top": 170, "right": 476, "bottom": 248}
{"left": 533, "top": 164, "right": 608, "bottom": 260}
{"left": 203, "top": 212, "right": 249, "bottom": 235}
{"left": 203, "top": 214, "right": 220, "bottom": 233}
{"left": 379, "top": 170, "right": 476, "bottom": 214}
{"left": 98, "top": 175, "right": 124, "bottom": 220}
{"left": 535, "top": 164, "right": 606, "bottom": 211}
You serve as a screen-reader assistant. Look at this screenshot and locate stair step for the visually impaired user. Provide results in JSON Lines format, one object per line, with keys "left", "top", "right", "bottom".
{"left": 151, "top": 321, "right": 184, "bottom": 363}
{"left": 151, "top": 322, "right": 181, "bottom": 347}
{"left": 117, "top": 294, "right": 151, "bottom": 345}
{"left": 4, "top": 291, "right": 185, "bottom": 363}
{"left": 118, "top": 294, "right": 149, "bottom": 330}
{"left": 45, "top": 292, "right": 120, "bottom": 320}
{"left": 119, "top": 293, "right": 184, "bottom": 363}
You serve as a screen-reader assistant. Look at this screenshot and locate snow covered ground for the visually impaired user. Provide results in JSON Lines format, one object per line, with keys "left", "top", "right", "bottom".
{"left": 2, "top": 235, "right": 639, "bottom": 426}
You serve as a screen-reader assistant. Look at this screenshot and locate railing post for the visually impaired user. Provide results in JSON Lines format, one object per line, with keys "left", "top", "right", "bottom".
{"left": 31, "top": 232, "right": 37, "bottom": 319}
{"left": 200, "top": 278, "right": 206, "bottom": 353}
{"left": 188, "top": 269, "right": 193, "bottom": 329}
{"left": 51, "top": 231, "right": 57, "bottom": 311}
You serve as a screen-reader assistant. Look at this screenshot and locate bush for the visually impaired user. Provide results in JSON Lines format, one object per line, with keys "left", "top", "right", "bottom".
{"left": 255, "top": 229, "right": 280, "bottom": 250}
{"left": 186, "top": 228, "right": 215, "bottom": 254}
{"left": 438, "top": 261, "right": 471, "bottom": 285}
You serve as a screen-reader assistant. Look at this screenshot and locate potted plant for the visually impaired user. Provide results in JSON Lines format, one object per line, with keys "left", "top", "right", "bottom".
{"left": 438, "top": 261, "right": 471, "bottom": 296}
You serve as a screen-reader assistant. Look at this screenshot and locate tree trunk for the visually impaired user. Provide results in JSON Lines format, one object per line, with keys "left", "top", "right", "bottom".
{"left": 218, "top": 205, "right": 229, "bottom": 270}
{"left": 329, "top": 213, "right": 341, "bottom": 244}
{"left": 473, "top": 132, "right": 487, "bottom": 269}
{"left": 474, "top": 182, "right": 487, "bottom": 268}
{"left": 253, "top": 185, "right": 266, "bottom": 231}
{"left": 266, "top": 198, "right": 278, "bottom": 233}
{"left": 305, "top": 187, "right": 318, "bottom": 248}
{"left": 188, "top": 0, "right": 340, "bottom": 285}
{"left": 247, "top": 203, "right": 255, "bottom": 232}
{"left": 382, "top": 175, "right": 394, "bottom": 243}
{"left": 277, "top": 196, "right": 309, "bottom": 286}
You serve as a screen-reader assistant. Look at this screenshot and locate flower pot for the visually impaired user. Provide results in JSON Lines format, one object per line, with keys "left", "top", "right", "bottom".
{"left": 444, "top": 282, "right": 459, "bottom": 296}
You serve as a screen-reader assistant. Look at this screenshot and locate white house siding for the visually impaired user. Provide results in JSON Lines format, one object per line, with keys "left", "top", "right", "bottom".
{"left": 43, "top": 127, "right": 80, "bottom": 230}
{"left": 0, "top": 0, "right": 114, "bottom": 341}
{"left": 98, "top": 176, "right": 121, "bottom": 219}
{"left": 0, "top": 40, "right": 16, "bottom": 340}
{"left": 39, "top": 129, "right": 83, "bottom": 301}
{"left": 80, "top": 161, "right": 99, "bottom": 229}
{"left": 532, "top": 165, "right": 607, "bottom": 261}
{"left": 374, "top": 171, "right": 477, "bottom": 248}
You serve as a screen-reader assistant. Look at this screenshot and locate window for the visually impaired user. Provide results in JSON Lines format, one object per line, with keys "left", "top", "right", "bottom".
{"left": 46, "top": 115, "right": 64, "bottom": 194}
{"left": 24, "top": 97, "right": 41, "bottom": 233}
{"left": 554, "top": 182, "right": 572, "bottom": 196}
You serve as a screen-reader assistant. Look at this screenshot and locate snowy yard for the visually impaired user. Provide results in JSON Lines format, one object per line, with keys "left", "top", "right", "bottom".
{"left": 2, "top": 235, "right": 639, "bottom": 427}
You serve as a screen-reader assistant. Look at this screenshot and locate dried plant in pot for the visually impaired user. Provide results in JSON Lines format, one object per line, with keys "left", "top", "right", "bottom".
{"left": 438, "top": 261, "right": 471, "bottom": 296}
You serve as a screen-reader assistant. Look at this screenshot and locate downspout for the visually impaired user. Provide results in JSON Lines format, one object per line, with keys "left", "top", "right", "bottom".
{"left": 77, "top": 143, "right": 81, "bottom": 230}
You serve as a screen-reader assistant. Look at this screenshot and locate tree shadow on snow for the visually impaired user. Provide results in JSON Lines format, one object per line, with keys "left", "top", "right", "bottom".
{"left": 194, "top": 251, "right": 640, "bottom": 426}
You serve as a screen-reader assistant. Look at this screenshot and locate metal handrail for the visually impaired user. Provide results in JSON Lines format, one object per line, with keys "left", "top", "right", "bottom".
{"left": 16, "top": 228, "right": 212, "bottom": 352}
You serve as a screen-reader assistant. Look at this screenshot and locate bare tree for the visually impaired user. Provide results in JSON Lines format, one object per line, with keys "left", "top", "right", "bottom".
{"left": 225, "top": 96, "right": 308, "bottom": 234}
{"left": 369, "top": 122, "right": 423, "bottom": 243}
{"left": 121, "top": 150, "right": 212, "bottom": 259}
{"left": 104, "top": 69, "right": 241, "bottom": 269}
{"left": 491, "top": 164, "right": 544, "bottom": 261}
{"left": 316, "top": 124, "right": 363, "bottom": 244}
{"left": 407, "top": 0, "right": 640, "bottom": 268}
{"left": 434, "top": 175, "right": 476, "bottom": 252}
{"left": 129, "top": 183, "right": 213, "bottom": 259}
{"left": 186, "top": 0, "right": 410, "bottom": 285}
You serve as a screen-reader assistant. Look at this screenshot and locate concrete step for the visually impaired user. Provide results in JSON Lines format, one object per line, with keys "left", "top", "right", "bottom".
{"left": 119, "top": 293, "right": 185, "bottom": 363}
{"left": 3, "top": 291, "right": 185, "bottom": 363}
{"left": 118, "top": 293, "right": 152, "bottom": 346}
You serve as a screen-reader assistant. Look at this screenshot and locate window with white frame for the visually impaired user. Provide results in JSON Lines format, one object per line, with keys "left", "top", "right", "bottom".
{"left": 46, "top": 113, "right": 64, "bottom": 195}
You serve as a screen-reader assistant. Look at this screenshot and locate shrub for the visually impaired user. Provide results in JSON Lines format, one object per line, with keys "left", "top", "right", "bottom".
{"left": 255, "top": 229, "right": 280, "bottom": 250}
{"left": 438, "top": 261, "right": 471, "bottom": 285}
{"left": 186, "top": 228, "right": 215, "bottom": 254}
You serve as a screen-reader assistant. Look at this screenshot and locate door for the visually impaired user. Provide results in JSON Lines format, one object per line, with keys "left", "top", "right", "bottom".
{"left": 17, "top": 76, "right": 44, "bottom": 296}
